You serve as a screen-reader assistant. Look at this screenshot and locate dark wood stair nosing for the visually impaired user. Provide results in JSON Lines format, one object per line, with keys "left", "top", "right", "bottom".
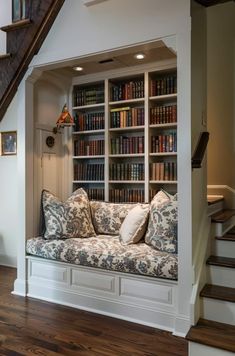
{"left": 207, "top": 255, "right": 235, "bottom": 268}
{"left": 186, "top": 318, "right": 235, "bottom": 353}
{"left": 211, "top": 209, "right": 235, "bottom": 223}
{"left": 0, "top": 53, "right": 11, "bottom": 59}
{"left": 0, "top": 18, "right": 32, "bottom": 32}
{"left": 200, "top": 284, "right": 235, "bottom": 303}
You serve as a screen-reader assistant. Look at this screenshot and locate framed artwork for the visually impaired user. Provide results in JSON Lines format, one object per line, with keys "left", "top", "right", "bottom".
{"left": 1, "top": 131, "right": 17, "bottom": 156}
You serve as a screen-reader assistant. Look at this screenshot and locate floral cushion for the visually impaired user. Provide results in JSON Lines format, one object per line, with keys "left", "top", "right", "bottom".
{"left": 119, "top": 204, "right": 149, "bottom": 245}
{"left": 26, "top": 235, "right": 178, "bottom": 280}
{"left": 42, "top": 188, "right": 96, "bottom": 239}
{"left": 145, "top": 190, "right": 178, "bottom": 253}
{"left": 90, "top": 201, "right": 136, "bottom": 235}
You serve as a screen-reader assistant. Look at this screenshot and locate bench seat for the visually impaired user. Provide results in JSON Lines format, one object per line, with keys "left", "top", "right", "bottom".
{"left": 26, "top": 235, "right": 178, "bottom": 280}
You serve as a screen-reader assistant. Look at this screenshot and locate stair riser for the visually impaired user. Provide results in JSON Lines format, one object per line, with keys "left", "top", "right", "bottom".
{"left": 212, "top": 240, "right": 235, "bottom": 258}
{"left": 189, "top": 341, "right": 235, "bottom": 356}
{"left": 214, "top": 216, "right": 235, "bottom": 237}
{"left": 202, "top": 298, "right": 235, "bottom": 325}
{"left": 207, "top": 266, "right": 235, "bottom": 288}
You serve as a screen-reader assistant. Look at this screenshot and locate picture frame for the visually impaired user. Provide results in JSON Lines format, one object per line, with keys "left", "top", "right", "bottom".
{"left": 1, "top": 131, "right": 17, "bottom": 156}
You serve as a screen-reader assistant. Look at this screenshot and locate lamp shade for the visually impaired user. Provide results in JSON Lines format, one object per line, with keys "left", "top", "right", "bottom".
{"left": 56, "top": 104, "right": 74, "bottom": 127}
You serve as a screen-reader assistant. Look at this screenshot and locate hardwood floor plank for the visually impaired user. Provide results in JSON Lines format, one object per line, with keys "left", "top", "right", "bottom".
{"left": 0, "top": 266, "right": 188, "bottom": 355}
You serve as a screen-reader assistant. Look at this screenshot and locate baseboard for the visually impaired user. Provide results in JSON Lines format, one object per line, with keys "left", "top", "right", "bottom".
{"left": 207, "top": 185, "right": 235, "bottom": 209}
{"left": 173, "top": 315, "right": 191, "bottom": 337}
{"left": 12, "top": 278, "right": 27, "bottom": 296}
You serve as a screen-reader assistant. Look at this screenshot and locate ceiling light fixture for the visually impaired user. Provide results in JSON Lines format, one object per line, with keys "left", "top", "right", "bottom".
{"left": 135, "top": 53, "right": 145, "bottom": 60}
{"left": 73, "top": 66, "right": 84, "bottom": 71}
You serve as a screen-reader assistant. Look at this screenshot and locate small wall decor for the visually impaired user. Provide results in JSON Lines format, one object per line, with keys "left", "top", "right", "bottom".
{"left": 1, "top": 131, "right": 17, "bottom": 156}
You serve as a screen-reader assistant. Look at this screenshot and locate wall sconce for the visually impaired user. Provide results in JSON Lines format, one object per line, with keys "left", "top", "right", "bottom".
{"left": 53, "top": 104, "right": 74, "bottom": 134}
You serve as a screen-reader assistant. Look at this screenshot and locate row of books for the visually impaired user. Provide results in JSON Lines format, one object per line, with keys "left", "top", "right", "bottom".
{"left": 110, "top": 136, "right": 144, "bottom": 155}
{"left": 150, "top": 105, "right": 177, "bottom": 125}
{"left": 151, "top": 133, "right": 177, "bottom": 153}
{"left": 109, "top": 163, "right": 144, "bottom": 181}
{"left": 110, "top": 107, "right": 144, "bottom": 128}
{"left": 85, "top": 188, "right": 105, "bottom": 201}
{"left": 150, "top": 162, "right": 177, "bottom": 181}
{"left": 74, "top": 112, "right": 105, "bottom": 131}
{"left": 111, "top": 80, "right": 144, "bottom": 101}
{"left": 150, "top": 75, "right": 177, "bottom": 96}
{"left": 74, "top": 164, "right": 104, "bottom": 181}
{"left": 73, "top": 86, "right": 104, "bottom": 106}
{"left": 109, "top": 189, "right": 145, "bottom": 203}
{"left": 74, "top": 139, "right": 104, "bottom": 156}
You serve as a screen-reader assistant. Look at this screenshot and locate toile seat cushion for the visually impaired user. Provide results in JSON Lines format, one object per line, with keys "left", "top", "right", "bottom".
{"left": 26, "top": 235, "right": 178, "bottom": 280}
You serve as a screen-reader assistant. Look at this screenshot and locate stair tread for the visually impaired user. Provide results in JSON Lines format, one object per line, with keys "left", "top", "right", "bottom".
{"left": 200, "top": 284, "right": 235, "bottom": 302}
{"left": 207, "top": 195, "right": 224, "bottom": 205}
{"left": 186, "top": 318, "right": 235, "bottom": 353}
{"left": 207, "top": 255, "right": 235, "bottom": 268}
{"left": 211, "top": 209, "right": 235, "bottom": 223}
{"left": 217, "top": 226, "right": 235, "bottom": 241}
{"left": 0, "top": 53, "right": 11, "bottom": 59}
{"left": 0, "top": 18, "right": 31, "bottom": 32}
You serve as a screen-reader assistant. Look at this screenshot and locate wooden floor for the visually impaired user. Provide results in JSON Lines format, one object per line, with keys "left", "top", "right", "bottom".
{"left": 0, "top": 266, "right": 188, "bottom": 356}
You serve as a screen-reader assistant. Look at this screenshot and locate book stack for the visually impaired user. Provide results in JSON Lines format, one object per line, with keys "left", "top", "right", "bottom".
{"left": 150, "top": 104, "right": 177, "bottom": 124}
{"left": 74, "top": 86, "right": 104, "bottom": 106}
{"left": 150, "top": 75, "right": 177, "bottom": 96}
{"left": 150, "top": 162, "right": 177, "bottom": 181}
{"left": 110, "top": 107, "right": 144, "bottom": 128}
{"left": 109, "top": 163, "right": 144, "bottom": 181}
{"left": 151, "top": 133, "right": 177, "bottom": 153}
{"left": 111, "top": 80, "right": 144, "bottom": 101}
{"left": 74, "top": 112, "right": 104, "bottom": 131}
{"left": 84, "top": 188, "right": 104, "bottom": 201}
{"left": 109, "top": 189, "right": 144, "bottom": 203}
{"left": 74, "top": 139, "right": 104, "bottom": 156}
{"left": 74, "top": 163, "right": 104, "bottom": 181}
{"left": 110, "top": 136, "right": 144, "bottom": 154}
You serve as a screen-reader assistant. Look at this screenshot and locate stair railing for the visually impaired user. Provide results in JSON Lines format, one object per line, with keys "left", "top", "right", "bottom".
{"left": 192, "top": 131, "right": 209, "bottom": 169}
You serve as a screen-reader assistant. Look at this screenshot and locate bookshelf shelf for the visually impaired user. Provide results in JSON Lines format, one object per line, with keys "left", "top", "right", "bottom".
{"left": 73, "top": 129, "right": 105, "bottom": 135}
{"left": 73, "top": 155, "right": 105, "bottom": 159}
{"left": 149, "top": 123, "right": 177, "bottom": 129}
{"left": 73, "top": 180, "right": 104, "bottom": 184}
{"left": 73, "top": 103, "right": 105, "bottom": 110}
{"left": 72, "top": 65, "right": 177, "bottom": 202}
{"left": 109, "top": 180, "right": 145, "bottom": 184}
{"left": 150, "top": 152, "right": 177, "bottom": 156}
{"left": 109, "top": 154, "right": 144, "bottom": 158}
{"left": 109, "top": 126, "right": 144, "bottom": 132}
{"left": 150, "top": 180, "right": 178, "bottom": 184}
{"left": 149, "top": 94, "right": 177, "bottom": 101}
{"left": 109, "top": 98, "right": 144, "bottom": 106}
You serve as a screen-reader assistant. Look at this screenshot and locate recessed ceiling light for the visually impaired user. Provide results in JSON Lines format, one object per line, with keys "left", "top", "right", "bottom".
{"left": 73, "top": 66, "right": 83, "bottom": 71}
{"left": 135, "top": 53, "right": 145, "bottom": 60}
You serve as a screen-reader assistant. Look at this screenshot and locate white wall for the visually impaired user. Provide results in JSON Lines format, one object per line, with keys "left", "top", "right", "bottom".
{"left": 0, "top": 0, "right": 12, "bottom": 53}
{"left": 0, "top": 94, "right": 18, "bottom": 266}
{"left": 207, "top": 2, "right": 235, "bottom": 190}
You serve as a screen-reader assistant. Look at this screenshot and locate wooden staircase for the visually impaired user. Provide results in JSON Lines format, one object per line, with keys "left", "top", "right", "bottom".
{"left": 187, "top": 197, "right": 235, "bottom": 355}
{"left": 0, "top": 0, "right": 65, "bottom": 121}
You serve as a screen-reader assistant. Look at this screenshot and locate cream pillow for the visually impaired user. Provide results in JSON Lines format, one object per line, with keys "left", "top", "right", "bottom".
{"left": 119, "top": 204, "right": 149, "bottom": 245}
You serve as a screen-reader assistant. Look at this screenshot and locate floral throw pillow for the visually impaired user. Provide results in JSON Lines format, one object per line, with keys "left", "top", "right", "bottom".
{"left": 90, "top": 201, "right": 136, "bottom": 235}
{"left": 145, "top": 190, "right": 178, "bottom": 253}
{"left": 42, "top": 188, "right": 96, "bottom": 239}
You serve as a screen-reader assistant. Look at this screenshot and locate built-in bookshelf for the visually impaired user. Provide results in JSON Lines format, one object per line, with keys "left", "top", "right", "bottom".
{"left": 72, "top": 65, "right": 177, "bottom": 202}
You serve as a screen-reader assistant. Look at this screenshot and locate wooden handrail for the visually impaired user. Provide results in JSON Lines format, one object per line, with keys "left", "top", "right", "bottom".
{"left": 192, "top": 131, "right": 209, "bottom": 169}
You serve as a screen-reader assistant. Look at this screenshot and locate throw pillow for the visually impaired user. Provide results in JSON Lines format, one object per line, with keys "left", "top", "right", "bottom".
{"left": 145, "top": 190, "right": 178, "bottom": 253}
{"left": 90, "top": 201, "right": 136, "bottom": 235}
{"left": 42, "top": 188, "right": 96, "bottom": 239}
{"left": 119, "top": 204, "right": 149, "bottom": 245}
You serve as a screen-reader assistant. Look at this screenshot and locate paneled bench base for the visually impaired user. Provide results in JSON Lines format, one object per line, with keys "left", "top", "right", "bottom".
{"left": 25, "top": 256, "right": 181, "bottom": 333}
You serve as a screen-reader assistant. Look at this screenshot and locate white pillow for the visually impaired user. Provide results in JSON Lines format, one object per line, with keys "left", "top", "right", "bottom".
{"left": 119, "top": 204, "right": 149, "bottom": 245}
